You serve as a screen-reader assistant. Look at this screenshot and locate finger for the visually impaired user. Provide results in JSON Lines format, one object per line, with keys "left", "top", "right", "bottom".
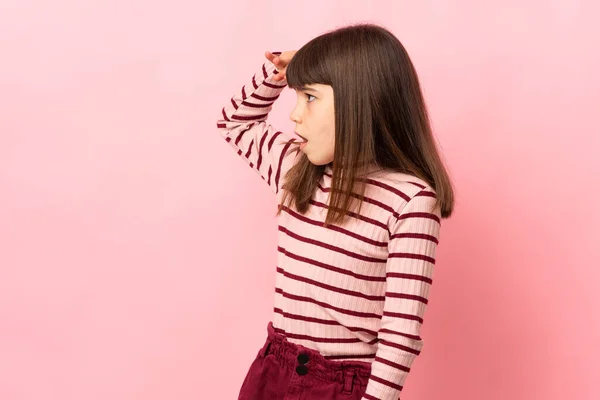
{"left": 265, "top": 51, "right": 276, "bottom": 63}
{"left": 265, "top": 51, "right": 282, "bottom": 63}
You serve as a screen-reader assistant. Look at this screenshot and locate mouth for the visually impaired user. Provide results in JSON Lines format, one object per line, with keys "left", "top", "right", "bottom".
{"left": 294, "top": 132, "right": 308, "bottom": 143}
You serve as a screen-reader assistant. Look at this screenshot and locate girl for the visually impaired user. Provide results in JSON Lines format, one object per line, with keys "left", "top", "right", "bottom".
{"left": 217, "top": 23, "right": 454, "bottom": 400}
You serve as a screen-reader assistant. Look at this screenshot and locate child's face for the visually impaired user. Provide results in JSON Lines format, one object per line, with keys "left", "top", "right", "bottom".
{"left": 290, "top": 84, "right": 335, "bottom": 166}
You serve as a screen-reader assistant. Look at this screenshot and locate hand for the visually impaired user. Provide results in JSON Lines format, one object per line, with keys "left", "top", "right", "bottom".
{"left": 265, "top": 50, "right": 297, "bottom": 82}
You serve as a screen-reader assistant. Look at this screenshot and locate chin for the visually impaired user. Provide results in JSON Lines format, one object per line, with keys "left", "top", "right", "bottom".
{"left": 307, "top": 156, "right": 330, "bottom": 166}
{"left": 305, "top": 151, "right": 334, "bottom": 166}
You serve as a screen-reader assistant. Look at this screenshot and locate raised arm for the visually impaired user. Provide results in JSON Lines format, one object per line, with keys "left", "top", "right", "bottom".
{"left": 216, "top": 53, "right": 300, "bottom": 194}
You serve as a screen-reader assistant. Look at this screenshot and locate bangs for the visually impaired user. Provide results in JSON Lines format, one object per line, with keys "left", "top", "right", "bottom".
{"left": 285, "top": 42, "right": 332, "bottom": 90}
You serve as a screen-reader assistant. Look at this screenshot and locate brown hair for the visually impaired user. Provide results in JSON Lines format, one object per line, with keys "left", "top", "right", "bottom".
{"left": 278, "top": 23, "right": 455, "bottom": 225}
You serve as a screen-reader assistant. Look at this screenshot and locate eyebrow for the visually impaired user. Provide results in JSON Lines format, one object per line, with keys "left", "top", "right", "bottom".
{"left": 299, "top": 86, "right": 320, "bottom": 94}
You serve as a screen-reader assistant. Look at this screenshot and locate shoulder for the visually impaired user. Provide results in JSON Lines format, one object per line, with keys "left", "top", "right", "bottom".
{"left": 364, "top": 169, "right": 436, "bottom": 210}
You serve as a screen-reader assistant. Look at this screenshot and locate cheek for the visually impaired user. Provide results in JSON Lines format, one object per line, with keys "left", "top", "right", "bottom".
{"left": 326, "top": 112, "right": 335, "bottom": 140}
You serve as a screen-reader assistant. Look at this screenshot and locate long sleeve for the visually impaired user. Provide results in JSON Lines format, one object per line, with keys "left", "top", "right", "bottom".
{"left": 362, "top": 189, "right": 442, "bottom": 400}
{"left": 216, "top": 59, "right": 300, "bottom": 194}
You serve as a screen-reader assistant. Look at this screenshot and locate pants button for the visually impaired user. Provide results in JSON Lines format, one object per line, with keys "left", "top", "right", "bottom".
{"left": 297, "top": 353, "right": 309, "bottom": 365}
{"left": 296, "top": 365, "right": 308, "bottom": 375}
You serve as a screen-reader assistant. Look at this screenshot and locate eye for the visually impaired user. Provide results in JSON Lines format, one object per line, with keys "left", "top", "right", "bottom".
{"left": 306, "top": 94, "right": 316, "bottom": 102}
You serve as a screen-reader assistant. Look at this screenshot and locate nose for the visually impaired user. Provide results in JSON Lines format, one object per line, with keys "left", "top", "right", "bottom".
{"left": 289, "top": 105, "right": 301, "bottom": 123}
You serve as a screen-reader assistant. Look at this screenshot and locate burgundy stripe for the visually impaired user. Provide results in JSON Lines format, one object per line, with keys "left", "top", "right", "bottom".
{"left": 384, "top": 291, "right": 428, "bottom": 304}
{"left": 230, "top": 112, "right": 268, "bottom": 121}
{"left": 230, "top": 97, "right": 238, "bottom": 110}
{"left": 374, "top": 356, "right": 410, "bottom": 372}
{"left": 379, "top": 339, "right": 421, "bottom": 355}
{"left": 378, "top": 328, "right": 422, "bottom": 341}
{"left": 318, "top": 184, "right": 394, "bottom": 213}
{"left": 221, "top": 108, "right": 230, "bottom": 122}
{"left": 382, "top": 311, "right": 423, "bottom": 324}
{"left": 390, "top": 232, "right": 439, "bottom": 244}
{"left": 308, "top": 199, "right": 387, "bottom": 230}
{"left": 416, "top": 190, "right": 436, "bottom": 198}
{"left": 274, "top": 287, "right": 382, "bottom": 319}
{"left": 386, "top": 272, "right": 432, "bottom": 284}
{"left": 388, "top": 252, "right": 435, "bottom": 265}
{"left": 234, "top": 122, "right": 255, "bottom": 146}
{"left": 274, "top": 324, "right": 376, "bottom": 346}
{"left": 251, "top": 92, "right": 280, "bottom": 102}
{"left": 325, "top": 353, "right": 376, "bottom": 361}
{"left": 274, "top": 138, "right": 293, "bottom": 191}
{"left": 279, "top": 205, "right": 387, "bottom": 247}
{"left": 262, "top": 64, "right": 269, "bottom": 79}
{"left": 217, "top": 122, "right": 226, "bottom": 128}
{"left": 273, "top": 308, "right": 379, "bottom": 337}
{"left": 364, "top": 178, "right": 411, "bottom": 202}
{"left": 408, "top": 181, "right": 426, "bottom": 189}
{"left": 244, "top": 139, "right": 254, "bottom": 159}
{"left": 278, "top": 226, "right": 387, "bottom": 263}
{"left": 267, "top": 131, "right": 283, "bottom": 151}
{"left": 277, "top": 247, "right": 386, "bottom": 282}
{"left": 263, "top": 80, "right": 286, "bottom": 89}
{"left": 395, "top": 211, "right": 441, "bottom": 224}
{"left": 242, "top": 86, "right": 247, "bottom": 100}
{"left": 369, "top": 374, "right": 403, "bottom": 391}
{"left": 267, "top": 165, "right": 272, "bottom": 186}
{"left": 273, "top": 327, "right": 286, "bottom": 335}
{"left": 277, "top": 331, "right": 363, "bottom": 344}
{"left": 277, "top": 266, "right": 385, "bottom": 301}
{"left": 241, "top": 100, "right": 274, "bottom": 108}
{"left": 256, "top": 131, "right": 269, "bottom": 170}
{"left": 252, "top": 75, "right": 258, "bottom": 89}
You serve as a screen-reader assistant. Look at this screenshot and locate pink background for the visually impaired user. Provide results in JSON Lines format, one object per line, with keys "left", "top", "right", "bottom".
{"left": 1, "top": 1, "right": 599, "bottom": 399}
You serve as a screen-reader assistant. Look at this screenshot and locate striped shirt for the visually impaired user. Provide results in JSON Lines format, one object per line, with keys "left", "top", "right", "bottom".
{"left": 216, "top": 60, "right": 442, "bottom": 400}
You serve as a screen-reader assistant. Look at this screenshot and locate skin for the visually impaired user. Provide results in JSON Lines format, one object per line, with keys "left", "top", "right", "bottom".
{"left": 265, "top": 51, "right": 336, "bottom": 166}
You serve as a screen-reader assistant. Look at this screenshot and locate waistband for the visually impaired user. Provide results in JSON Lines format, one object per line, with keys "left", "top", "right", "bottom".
{"left": 260, "top": 321, "right": 372, "bottom": 389}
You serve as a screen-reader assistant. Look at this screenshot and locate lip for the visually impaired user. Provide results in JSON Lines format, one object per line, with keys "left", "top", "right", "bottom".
{"left": 294, "top": 132, "right": 308, "bottom": 143}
